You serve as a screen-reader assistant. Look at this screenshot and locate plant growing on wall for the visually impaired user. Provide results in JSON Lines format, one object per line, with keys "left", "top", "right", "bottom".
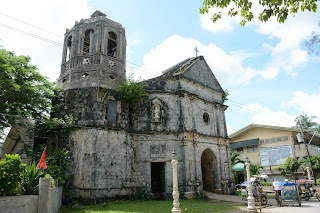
{"left": 116, "top": 76, "right": 147, "bottom": 105}
{"left": 0, "top": 154, "right": 25, "bottom": 196}
{"left": 116, "top": 75, "right": 147, "bottom": 126}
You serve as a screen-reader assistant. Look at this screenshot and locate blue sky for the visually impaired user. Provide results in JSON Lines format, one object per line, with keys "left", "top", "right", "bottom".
{"left": 1, "top": 0, "right": 320, "bottom": 134}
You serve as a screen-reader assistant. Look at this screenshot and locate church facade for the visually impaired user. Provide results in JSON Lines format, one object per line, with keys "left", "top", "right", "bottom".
{"left": 57, "top": 11, "right": 233, "bottom": 201}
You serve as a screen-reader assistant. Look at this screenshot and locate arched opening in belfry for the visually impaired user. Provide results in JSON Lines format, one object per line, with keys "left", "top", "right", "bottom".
{"left": 66, "top": 35, "right": 72, "bottom": 61}
{"left": 201, "top": 148, "right": 217, "bottom": 192}
{"left": 83, "top": 29, "right": 94, "bottom": 55}
{"left": 107, "top": 32, "right": 117, "bottom": 57}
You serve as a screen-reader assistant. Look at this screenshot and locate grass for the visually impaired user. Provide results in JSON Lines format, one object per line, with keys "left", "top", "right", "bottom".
{"left": 59, "top": 199, "right": 245, "bottom": 213}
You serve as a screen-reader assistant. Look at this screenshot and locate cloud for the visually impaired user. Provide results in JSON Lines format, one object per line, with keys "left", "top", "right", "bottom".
{"left": 200, "top": 3, "right": 320, "bottom": 80}
{"left": 283, "top": 91, "right": 320, "bottom": 122}
{"left": 129, "top": 35, "right": 260, "bottom": 86}
{"left": 240, "top": 103, "right": 296, "bottom": 128}
{"left": 0, "top": 0, "right": 93, "bottom": 82}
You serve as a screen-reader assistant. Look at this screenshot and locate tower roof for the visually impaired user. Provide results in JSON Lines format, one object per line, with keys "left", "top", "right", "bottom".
{"left": 91, "top": 10, "right": 106, "bottom": 18}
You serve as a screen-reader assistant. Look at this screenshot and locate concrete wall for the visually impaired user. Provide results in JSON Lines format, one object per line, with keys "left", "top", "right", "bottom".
{"left": 0, "top": 178, "right": 62, "bottom": 213}
{"left": 0, "top": 195, "right": 38, "bottom": 213}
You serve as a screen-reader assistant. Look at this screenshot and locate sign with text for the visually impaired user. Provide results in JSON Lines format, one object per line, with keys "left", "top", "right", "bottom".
{"left": 260, "top": 145, "right": 293, "bottom": 166}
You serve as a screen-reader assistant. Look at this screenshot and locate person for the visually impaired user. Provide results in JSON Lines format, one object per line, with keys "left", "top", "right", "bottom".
{"left": 273, "top": 178, "right": 281, "bottom": 200}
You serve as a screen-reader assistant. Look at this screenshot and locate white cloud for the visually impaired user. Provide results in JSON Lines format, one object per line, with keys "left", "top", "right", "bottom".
{"left": 241, "top": 103, "right": 296, "bottom": 127}
{"left": 284, "top": 91, "right": 320, "bottom": 122}
{"left": 129, "top": 35, "right": 260, "bottom": 86}
{"left": 200, "top": 3, "right": 320, "bottom": 80}
{"left": 0, "top": 0, "right": 93, "bottom": 82}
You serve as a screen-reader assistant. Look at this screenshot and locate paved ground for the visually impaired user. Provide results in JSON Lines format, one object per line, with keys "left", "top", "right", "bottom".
{"left": 205, "top": 191, "right": 320, "bottom": 213}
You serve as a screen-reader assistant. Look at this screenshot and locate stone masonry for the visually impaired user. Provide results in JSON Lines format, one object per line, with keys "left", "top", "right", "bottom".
{"left": 57, "top": 11, "right": 233, "bottom": 201}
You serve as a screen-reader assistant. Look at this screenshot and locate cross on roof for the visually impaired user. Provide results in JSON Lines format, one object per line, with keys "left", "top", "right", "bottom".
{"left": 194, "top": 46, "right": 199, "bottom": 57}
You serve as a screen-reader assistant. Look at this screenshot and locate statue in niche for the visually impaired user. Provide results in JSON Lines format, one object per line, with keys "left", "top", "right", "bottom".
{"left": 152, "top": 103, "right": 161, "bottom": 123}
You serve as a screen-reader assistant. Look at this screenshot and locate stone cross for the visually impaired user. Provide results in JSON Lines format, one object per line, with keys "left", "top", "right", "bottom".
{"left": 194, "top": 46, "right": 199, "bottom": 57}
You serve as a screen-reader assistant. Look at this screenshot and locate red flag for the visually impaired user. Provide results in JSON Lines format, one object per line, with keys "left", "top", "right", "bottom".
{"left": 38, "top": 147, "right": 47, "bottom": 170}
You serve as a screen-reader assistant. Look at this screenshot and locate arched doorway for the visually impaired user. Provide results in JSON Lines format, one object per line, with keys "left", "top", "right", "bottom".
{"left": 201, "top": 148, "right": 217, "bottom": 192}
{"left": 237, "top": 173, "right": 245, "bottom": 184}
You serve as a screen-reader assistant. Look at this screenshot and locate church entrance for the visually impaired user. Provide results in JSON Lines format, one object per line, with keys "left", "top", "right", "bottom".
{"left": 151, "top": 162, "right": 165, "bottom": 193}
{"left": 237, "top": 173, "right": 245, "bottom": 184}
{"left": 201, "top": 148, "right": 217, "bottom": 192}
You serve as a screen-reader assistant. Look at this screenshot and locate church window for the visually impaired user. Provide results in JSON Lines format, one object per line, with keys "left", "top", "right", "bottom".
{"left": 83, "top": 29, "right": 94, "bottom": 55}
{"left": 107, "top": 99, "right": 117, "bottom": 123}
{"left": 66, "top": 36, "right": 72, "bottom": 61}
{"left": 107, "top": 32, "right": 117, "bottom": 57}
{"left": 203, "top": 112, "right": 209, "bottom": 123}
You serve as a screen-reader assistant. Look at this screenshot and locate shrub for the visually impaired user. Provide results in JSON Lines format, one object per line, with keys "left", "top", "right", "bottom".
{"left": 194, "top": 191, "right": 208, "bottom": 200}
{"left": 20, "top": 161, "right": 45, "bottom": 195}
{"left": 47, "top": 148, "right": 70, "bottom": 186}
{"left": 261, "top": 182, "right": 273, "bottom": 186}
{"left": 0, "top": 154, "right": 25, "bottom": 196}
{"left": 131, "top": 188, "right": 153, "bottom": 200}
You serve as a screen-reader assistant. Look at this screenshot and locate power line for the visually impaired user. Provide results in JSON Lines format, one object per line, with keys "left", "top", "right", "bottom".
{"left": 0, "top": 22, "right": 63, "bottom": 47}
{"left": 0, "top": 17, "right": 269, "bottom": 115}
{"left": 0, "top": 12, "right": 62, "bottom": 38}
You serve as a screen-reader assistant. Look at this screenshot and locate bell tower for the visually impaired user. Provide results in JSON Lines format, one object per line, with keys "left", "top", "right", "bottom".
{"left": 58, "top": 10, "right": 126, "bottom": 91}
{"left": 57, "top": 11, "right": 126, "bottom": 126}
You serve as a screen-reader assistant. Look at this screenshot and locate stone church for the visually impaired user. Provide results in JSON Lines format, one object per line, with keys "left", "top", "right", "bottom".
{"left": 57, "top": 10, "right": 233, "bottom": 200}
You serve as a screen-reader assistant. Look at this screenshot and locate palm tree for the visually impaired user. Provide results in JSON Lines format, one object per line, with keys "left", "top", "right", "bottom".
{"left": 231, "top": 152, "right": 244, "bottom": 166}
{"left": 293, "top": 114, "right": 318, "bottom": 130}
{"left": 250, "top": 164, "right": 263, "bottom": 176}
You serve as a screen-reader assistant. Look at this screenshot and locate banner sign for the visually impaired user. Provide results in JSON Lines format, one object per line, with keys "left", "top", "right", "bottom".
{"left": 259, "top": 145, "right": 293, "bottom": 166}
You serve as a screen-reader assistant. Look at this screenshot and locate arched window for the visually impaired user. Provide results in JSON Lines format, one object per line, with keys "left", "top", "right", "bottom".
{"left": 107, "top": 32, "right": 117, "bottom": 57}
{"left": 83, "top": 29, "right": 94, "bottom": 55}
{"left": 66, "top": 36, "right": 72, "bottom": 61}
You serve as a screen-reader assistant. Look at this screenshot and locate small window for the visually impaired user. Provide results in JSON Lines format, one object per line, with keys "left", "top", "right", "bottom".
{"left": 271, "top": 138, "right": 276, "bottom": 143}
{"left": 276, "top": 137, "right": 282, "bottom": 142}
{"left": 282, "top": 136, "right": 289, "bottom": 141}
{"left": 260, "top": 140, "right": 265, "bottom": 145}
{"left": 203, "top": 112, "right": 209, "bottom": 123}
{"left": 83, "top": 29, "right": 94, "bottom": 55}
{"left": 107, "top": 99, "right": 117, "bottom": 123}
{"left": 107, "top": 32, "right": 117, "bottom": 57}
{"left": 265, "top": 139, "right": 270, "bottom": 144}
{"left": 236, "top": 147, "right": 244, "bottom": 154}
{"left": 247, "top": 145, "right": 258, "bottom": 153}
{"left": 66, "top": 36, "right": 72, "bottom": 61}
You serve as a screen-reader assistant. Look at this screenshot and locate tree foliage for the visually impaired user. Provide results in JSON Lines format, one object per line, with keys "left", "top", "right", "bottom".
{"left": 116, "top": 76, "right": 147, "bottom": 105}
{"left": 200, "top": 0, "right": 319, "bottom": 26}
{"left": 0, "top": 47, "right": 55, "bottom": 135}
{"left": 300, "top": 155, "right": 320, "bottom": 173}
{"left": 250, "top": 164, "right": 263, "bottom": 176}
{"left": 231, "top": 152, "right": 244, "bottom": 166}
{"left": 0, "top": 154, "right": 25, "bottom": 196}
{"left": 281, "top": 157, "right": 300, "bottom": 178}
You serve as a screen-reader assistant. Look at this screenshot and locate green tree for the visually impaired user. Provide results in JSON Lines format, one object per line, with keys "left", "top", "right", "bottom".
{"left": 300, "top": 155, "right": 320, "bottom": 174}
{"left": 250, "top": 164, "right": 263, "bottom": 176}
{"left": 293, "top": 114, "right": 318, "bottom": 130}
{"left": 0, "top": 47, "right": 55, "bottom": 137}
{"left": 116, "top": 76, "right": 147, "bottom": 105}
{"left": 200, "top": 0, "right": 319, "bottom": 26}
{"left": 0, "top": 154, "right": 25, "bottom": 196}
{"left": 306, "top": 23, "right": 320, "bottom": 55}
{"left": 281, "top": 157, "right": 300, "bottom": 178}
{"left": 231, "top": 152, "right": 244, "bottom": 166}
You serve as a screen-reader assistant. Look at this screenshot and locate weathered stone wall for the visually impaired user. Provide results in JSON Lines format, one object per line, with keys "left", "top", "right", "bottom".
{"left": 68, "top": 128, "right": 134, "bottom": 199}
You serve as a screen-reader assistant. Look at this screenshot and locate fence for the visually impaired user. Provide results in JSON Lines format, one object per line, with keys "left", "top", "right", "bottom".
{"left": 0, "top": 178, "right": 63, "bottom": 213}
